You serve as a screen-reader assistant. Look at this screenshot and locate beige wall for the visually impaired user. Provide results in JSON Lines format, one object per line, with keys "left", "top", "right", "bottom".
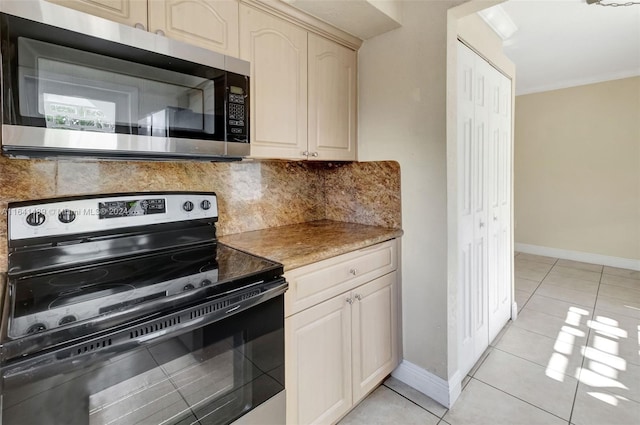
{"left": 514, "top": 77, "right": 640, "bottom": 261}
{"left": 359, "top": 0, "right": 511, "bottom": 389}
{"left": 359, "top": 0, "right": 463, "bottom": 380}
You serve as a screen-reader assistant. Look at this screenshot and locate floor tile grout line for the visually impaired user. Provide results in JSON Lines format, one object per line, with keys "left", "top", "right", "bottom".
{"left": 381, "top": 382, "right": 449, "bottom": 419}
{"left": 489, "top": 345, "right": 581, "bottom": 380}
{"left": 568, "top": 263, "right": 604, "bottom": 425}
{"left": 517, "top": 258, "right": 558, "bottom": 311}
{"left": 522, "top": 292, "right": 595, "bottom": 312}
{"left": 469, "top": 347, "right": 495, "bottom": 378}
{"left": 468, "top": 375, "right": 573, "bottom": 423}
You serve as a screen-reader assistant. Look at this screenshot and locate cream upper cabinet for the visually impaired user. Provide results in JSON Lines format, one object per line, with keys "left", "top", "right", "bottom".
{"left": 45, "top": 0, "right": 147, "bottom": 28}
{"left": 148, "top": 0, "right": 239, "bottom": 56}
{"left": 46, "top": 0, "right": 239, "bottom": 56}
{"left": 307, "top": 33, "right": 357, "bottom": 161}
{"left": 241, "top": 6, "right": 358, "bottom": 161}
{"left": 240, "top": 4, "right": 308, "bottom": 160}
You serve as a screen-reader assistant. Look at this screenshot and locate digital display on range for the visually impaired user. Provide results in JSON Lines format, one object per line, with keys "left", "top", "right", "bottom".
{"left": 98, "top": 198, "right": 166, "bottom": 219}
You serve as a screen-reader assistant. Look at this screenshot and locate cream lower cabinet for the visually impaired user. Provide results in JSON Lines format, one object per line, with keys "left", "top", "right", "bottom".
{"left": 285, "top": 240, "right": 399, "bottom": 425}
{"left": 46, "top": 0, "right": 239, "bottom": 56}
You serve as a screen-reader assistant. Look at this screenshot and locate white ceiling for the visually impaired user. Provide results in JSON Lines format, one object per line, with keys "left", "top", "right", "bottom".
{"left": 495, "top": 0, "right": 640, "bottom": 95}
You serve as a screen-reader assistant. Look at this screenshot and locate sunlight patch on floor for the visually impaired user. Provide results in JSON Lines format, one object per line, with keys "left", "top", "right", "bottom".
{"left": 587, "top": 391, "right": 630, "bottom": 407}
{"left": 545, "top": 306, "right": 590, "bottom": 382}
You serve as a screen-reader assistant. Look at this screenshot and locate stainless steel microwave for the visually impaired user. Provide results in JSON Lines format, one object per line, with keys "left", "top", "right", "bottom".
{"left": 0, "top": 1, "right": 249, "bottom": 161}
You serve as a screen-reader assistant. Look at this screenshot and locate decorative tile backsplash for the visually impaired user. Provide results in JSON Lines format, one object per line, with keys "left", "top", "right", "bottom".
{"left": 0, "top": 156, "right": 401, "bottom": 272}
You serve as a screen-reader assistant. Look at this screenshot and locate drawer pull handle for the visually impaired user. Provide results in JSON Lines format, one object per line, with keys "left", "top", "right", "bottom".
{"left": 349, "top": 268, "right": 357, "bottom": 276}
{"left": 346, "top": 297, "right": 354, "bottom": 305}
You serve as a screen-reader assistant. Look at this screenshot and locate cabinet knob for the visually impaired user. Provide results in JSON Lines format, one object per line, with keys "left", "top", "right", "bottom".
{"left": 134, "top": 22, "right": 146, "bottom": 30}
{"left": 349, "top": 268, "right": 357, "bottom": 276}
{"left": 311, "top": 152, "right": 319, "bottom": 157}
{"left": 493, "top": 215, "right": 498, "bottom": 221}
{"left": 479, "top": 220, "right": 485, "bottom": 228}
{"left": 302, "top": 151, "right": 309, "bottom": 157}
{"left": 155, "top": 29, "right": 165, "bottom": 36}
{"left": 354, "top": 294, "right": 362, "bottom": 301}
{"left": 346, "top": 297, "right": 354, "bottom": 305}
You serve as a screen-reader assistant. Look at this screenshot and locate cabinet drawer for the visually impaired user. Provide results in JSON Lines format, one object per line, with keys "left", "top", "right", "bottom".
{"left": 285, "top": 239, "right": 397, "bottom": 317}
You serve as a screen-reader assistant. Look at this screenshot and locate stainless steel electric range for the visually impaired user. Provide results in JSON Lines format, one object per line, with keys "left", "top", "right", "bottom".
{"left": 0, "top": 192, "right": 287, "bottom": 425}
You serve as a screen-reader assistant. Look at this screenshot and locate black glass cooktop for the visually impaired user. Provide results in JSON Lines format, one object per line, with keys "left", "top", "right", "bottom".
{"left": 8, "top": 243, "right": 282, "bottom": 339}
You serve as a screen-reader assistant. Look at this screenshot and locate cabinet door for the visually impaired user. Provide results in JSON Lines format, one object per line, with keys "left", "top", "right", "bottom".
{"left": 307, "top": 33, "right": 357, "bottom": 161}
{"left": 240, "top": 5, "right": 308, "bottom": 160}
{"left": 148, "top": 0, "right": 239, "bottom": 56}
{"left": 351, "top": 272, "right": 398, "bottom": 403}
{"left": 45, "top": 0, "right": 147, "bottom": 28}
{"left": 285, "top": 294, "right": 352, "bottom": 425}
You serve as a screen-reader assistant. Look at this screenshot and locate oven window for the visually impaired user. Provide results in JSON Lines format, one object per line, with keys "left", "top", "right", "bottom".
{"left": 1, "top": 296, "right": 284, "bottom": 425}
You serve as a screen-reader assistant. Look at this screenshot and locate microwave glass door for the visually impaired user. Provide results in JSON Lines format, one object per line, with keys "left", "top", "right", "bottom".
{"left": 15, "top": 37, "right": 224, "bottom": 140}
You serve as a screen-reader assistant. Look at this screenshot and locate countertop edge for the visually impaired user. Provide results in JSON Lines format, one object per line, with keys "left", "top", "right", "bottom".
{"left": 281, "top": 229, "right": 404, "bottom": 271}
{"left": 219, "top": 222, "right": 403, "bottom": 272}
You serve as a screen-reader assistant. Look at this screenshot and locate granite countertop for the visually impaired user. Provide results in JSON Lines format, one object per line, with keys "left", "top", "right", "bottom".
{"left": 218, "top": 219, "right": 403, "bottom": 271}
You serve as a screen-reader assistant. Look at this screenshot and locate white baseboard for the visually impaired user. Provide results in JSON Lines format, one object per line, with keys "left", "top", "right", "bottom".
{"left": 515, "top": 243, "right": 640, "bottom": 271}
{"left": 391, "top": 360, "right": 462, "bottom": 408}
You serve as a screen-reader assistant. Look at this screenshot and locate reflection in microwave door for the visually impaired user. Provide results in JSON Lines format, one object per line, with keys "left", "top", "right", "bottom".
{"left": 43, "top": 95, "right": 116, "bottom": 133}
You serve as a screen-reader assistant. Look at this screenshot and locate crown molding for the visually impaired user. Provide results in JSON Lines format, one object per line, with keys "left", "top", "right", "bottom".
{"left": 240, "top": 0, "right": 363, "bottom": 50}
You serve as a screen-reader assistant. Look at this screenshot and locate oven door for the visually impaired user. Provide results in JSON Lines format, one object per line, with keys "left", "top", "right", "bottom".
{"left": 0, "top": 283, "right": 285, "bottom": 425}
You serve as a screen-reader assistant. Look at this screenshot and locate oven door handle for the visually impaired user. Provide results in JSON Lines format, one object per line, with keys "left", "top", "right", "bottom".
{"left": 1, "top": 279, "right": 287, "bottom": 386}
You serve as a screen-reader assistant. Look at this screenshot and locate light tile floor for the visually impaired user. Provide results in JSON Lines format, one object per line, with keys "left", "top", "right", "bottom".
{"left": 339, "top": 253, "right": 640, "bottom": 425}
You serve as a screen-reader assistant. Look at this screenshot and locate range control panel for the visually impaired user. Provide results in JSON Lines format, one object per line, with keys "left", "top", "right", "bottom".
{"left": 8, "top": 192, "right": 218, "bottom": 241}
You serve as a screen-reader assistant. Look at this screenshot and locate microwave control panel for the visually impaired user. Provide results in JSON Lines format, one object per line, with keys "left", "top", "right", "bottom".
{"left": 226, "top": 73, "right": 248, "bottom": 142}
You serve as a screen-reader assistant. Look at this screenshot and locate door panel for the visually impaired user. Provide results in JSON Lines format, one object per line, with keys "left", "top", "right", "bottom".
{"left": 285, "top": 294, "right": 351, "bottom": 425}
{"left": 148, "top": 0, "right": 239, "bottom": 56}
{"left": 457, "top": 42, "right": 513, "bottom": 374}
{"left": 46, "top": 0, "right": 147, "bottom": 28}
{"left": 351, "top": 272, "right": 398, "bottom": 403}
{"left": 240, "top": 5, "right": 308, "bottom": 159}
{"left": 307, "top": 33, "right": 356, "bottom": 160}
{"left": 488, "top": 71, "right": 512, "bottom": 341}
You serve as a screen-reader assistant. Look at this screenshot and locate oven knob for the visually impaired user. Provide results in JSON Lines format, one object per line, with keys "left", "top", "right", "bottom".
{"left": 26, "top": 323, "right": 47, "bottom": 334}
{"left": 183, "top": 284, "right": 195, "bottom": 291}
{"left": 58, "top": 209, "right": 76, "bottom": 224}
{"left": 58, "top": 315, "right": 77, "bottom": 325}
{"left": 26, "top": 212, "right": 46, "bottom": 227}
{"left": 201, "top": 200, "right": 211, "bottom": 210}
{"left": 183, "top": 201, "right": 194, "bottom": 212}
{"left": 200, "top": 279, "right": 212, "bottom": 287}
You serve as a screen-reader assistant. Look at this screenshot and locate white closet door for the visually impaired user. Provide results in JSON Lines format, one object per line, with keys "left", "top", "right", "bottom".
{"left": 457, "top": 41, "right": 513, "bottom": 376}
{"left": 457, "top": 42, "right": 488, "bottom": 376}
{"left": 488, "top": 73, "right": 513, "bottom": 341}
